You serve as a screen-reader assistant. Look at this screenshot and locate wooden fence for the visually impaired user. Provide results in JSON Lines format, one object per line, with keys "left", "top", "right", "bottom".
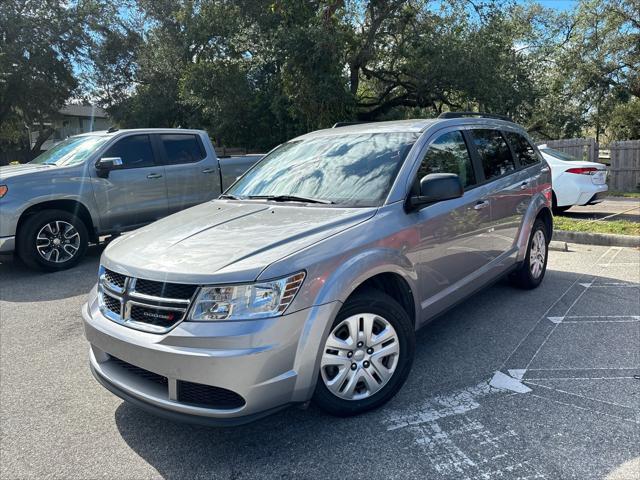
{"left": 608, "top": 140, "right": 640, "bottom": 192}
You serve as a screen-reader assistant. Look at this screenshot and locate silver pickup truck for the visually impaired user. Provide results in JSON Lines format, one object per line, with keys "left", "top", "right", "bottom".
{"left": 0, "top": 128, "right": 261, "bottom": 271}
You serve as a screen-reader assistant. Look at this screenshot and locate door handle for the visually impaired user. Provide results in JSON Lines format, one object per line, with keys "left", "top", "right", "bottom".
{"left": 146, "top": 173, "right": 163, "bottom": 179}
{"left": 474, "top": 200, "right": 490, "bottom": 210}
{"left": 520, "top": 181, "right": 529, "bottom": 190}
{"left": 201, "top": 168, "right": 216, "bottom": 174}
{"left": 540, "top": 166, "right": 550, "bottom": 173}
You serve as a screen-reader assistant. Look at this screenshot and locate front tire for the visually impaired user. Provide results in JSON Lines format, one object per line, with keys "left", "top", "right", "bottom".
{"left": 17, "top": 210, "right": 89, "bottom": 272}
{"left": 313, "top": 290, "right": 415, "bottom": 417}
{"left": 510, "top": 218, "right": 549, "bottom": 289}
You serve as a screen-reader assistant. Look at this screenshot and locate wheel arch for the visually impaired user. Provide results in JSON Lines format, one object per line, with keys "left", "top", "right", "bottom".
{"left": 17, "top": 199, "right": 97, "bottom": 243}
{"left": 308, "top": 249, "right": 420, "bottom": 329}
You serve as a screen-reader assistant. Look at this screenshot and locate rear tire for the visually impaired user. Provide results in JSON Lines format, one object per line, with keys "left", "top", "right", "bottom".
{"left": 552, "top": 192, "right": 571, "bottom": 215}
{"left": 313, "top": 290, "right": 415, "bottom": 417}
{"left": 17, "top": 210, "right": 89, "bottom": 272}
{"left": 510, "top": 219, "right": 549, "bottom": 290}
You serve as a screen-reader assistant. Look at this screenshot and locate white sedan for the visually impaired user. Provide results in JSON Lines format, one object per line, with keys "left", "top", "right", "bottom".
{"left": 538, "top": 145, "right": 608, "bottom": 214}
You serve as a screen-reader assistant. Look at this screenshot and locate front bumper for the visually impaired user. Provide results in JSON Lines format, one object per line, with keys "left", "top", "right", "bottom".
{"left": 82, "top": 290, "right": 341, "bottom": 425}
{"left": 0, "top": 236, "right": 15, "bottom": 253}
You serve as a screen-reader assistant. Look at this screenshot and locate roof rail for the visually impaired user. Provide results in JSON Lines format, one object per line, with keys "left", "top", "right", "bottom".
{"left": 332, "top": 121, "right": 369, "bottom": 128}
{"left": 438, "top": 111, "right": 512, "bottom": 122}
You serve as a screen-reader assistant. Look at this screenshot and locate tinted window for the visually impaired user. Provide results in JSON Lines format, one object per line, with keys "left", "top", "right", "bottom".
{"left": 227, "top": 132, "right": 418, "bottom": 207}
{"left": 416, "top": 131, "right": 476, "bottom": 189}
{"left": 470, "top": 129, "right": 516, "bottom": 180}
{"left": 160, "top": 134, "right": 205, "bottom": 165}
{"left": 504, "top": 132, "right": 539, "bottom": 166}
{"left": 103, "top": 135, "right": 155, "bottom": 168}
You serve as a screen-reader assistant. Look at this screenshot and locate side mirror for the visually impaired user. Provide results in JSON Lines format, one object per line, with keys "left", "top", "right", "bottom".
{"left": 407, "top": 173, "right": 464, "bottom": 210}
{"left": 95, "top": 157, "right": 123, "bottom": 178}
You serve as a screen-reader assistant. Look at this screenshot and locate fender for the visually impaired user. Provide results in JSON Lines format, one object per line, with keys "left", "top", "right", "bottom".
{"left": 515, "top": 190, "right": 552, "bottom": 262}
{"left": 312, "top": 247, "right": 420, "bottom": 326}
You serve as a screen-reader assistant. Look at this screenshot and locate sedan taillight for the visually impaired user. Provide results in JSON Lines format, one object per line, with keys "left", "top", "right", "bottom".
{"left": 565, "top": 167, "right": 599, "bottom": 175}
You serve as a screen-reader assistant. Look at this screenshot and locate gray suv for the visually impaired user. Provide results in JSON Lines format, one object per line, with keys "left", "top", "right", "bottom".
{"left": 83, "top": 114, "right": 552, "bottom": 424}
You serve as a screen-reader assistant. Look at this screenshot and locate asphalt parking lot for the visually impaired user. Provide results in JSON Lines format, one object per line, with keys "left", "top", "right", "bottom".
{"left": 1, "top": 244, "right": 638, "bottom": 480}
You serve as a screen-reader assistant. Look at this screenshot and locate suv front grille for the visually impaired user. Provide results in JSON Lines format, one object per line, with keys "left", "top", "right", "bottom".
{"left": 104, "top": 268, "right": 126, "bottom": 290}
{"left": 102, "top": 293, "right": 121, "bottom": 316}
{"left": 177, "top": 381, "right": 245, "bottom": 409}
{"left": 98, "top": 266, "right": 198, "bottom": 334}
{"left": 134, "top": 279, "right": 198, "bottom": 300}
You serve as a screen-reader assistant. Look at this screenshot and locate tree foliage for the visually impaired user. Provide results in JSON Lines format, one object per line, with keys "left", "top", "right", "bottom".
{"left": 2, "top": 0, "right": 638, "bottom": 153}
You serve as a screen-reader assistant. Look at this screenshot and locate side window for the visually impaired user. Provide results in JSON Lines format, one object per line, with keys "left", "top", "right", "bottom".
{"left": 470, "top": 129, "right": 516, "bottom": 180}
{"left": 416, "top": 131, "right": 476, "bottom": 189}
{"left": 103, "top": 135, "right": 155, "bottom": 168}
{"left": 159, "top": 134, "right": 205, "bottom": 165}
{"left": 504, "top": 131, "right": 540, "bottom": 167}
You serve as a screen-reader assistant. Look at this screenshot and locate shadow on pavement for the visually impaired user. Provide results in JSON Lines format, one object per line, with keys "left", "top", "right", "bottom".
{"left": 0, "top": 244, "right": 104, "bottom": 302}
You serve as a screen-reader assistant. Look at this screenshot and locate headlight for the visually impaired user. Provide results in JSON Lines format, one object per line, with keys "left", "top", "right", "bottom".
{"left": 0, "top": 185, "right": 7, "bottom": 198}
{"left": 189, "top": 272, "right": 305, "bottom": 321}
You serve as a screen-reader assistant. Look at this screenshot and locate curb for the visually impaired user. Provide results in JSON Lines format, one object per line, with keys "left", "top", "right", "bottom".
{"left": 553, "top": 230, "right": 640, "bottom": 248}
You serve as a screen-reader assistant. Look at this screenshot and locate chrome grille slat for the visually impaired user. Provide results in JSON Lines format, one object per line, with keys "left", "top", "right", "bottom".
{"left": 98, "top": 266, "right": 198, "bottom": 334}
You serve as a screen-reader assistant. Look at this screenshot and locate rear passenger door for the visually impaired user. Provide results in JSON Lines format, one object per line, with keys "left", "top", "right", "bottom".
{"left": 408, "top": 130, "right": 495, "bottom": 303}
{"left": 467, "top": 129, "right": 532, "bottom": 256}
{"left": 156, "top": 133, "right": 222, "bottom": 214}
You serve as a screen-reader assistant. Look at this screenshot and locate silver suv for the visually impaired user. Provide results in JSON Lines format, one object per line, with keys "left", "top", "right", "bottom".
{"left": 83, "top": 114, "right": 552, "bottom": 425}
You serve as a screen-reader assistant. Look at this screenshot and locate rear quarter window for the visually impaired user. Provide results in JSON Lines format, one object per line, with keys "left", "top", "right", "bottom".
{"left": 160, "top": 134, "right": 206, "bottom": 165}
{"left": 504, "top": 131, "right": 540, "bottom": 167}
{"left": 469, "top": 129, "right": 516, "bottom": 180}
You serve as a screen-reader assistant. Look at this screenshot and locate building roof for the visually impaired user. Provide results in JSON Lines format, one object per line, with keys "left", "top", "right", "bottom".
{"left": 59, "top": 105, "right": 108, "bottom": 118}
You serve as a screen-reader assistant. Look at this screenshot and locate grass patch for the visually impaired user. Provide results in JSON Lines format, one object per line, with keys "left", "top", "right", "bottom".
{"left": 554, "top": 216, "right": 640, "bottom": 236}
{"left": 607, "top": 191, "right": 640, "bottom": 198}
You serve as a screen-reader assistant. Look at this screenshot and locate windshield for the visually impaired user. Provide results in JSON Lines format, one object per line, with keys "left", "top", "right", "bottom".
{"left": 540, "top": 147, "right": 583, "bottom": 162}
{"left": 227, "top": 132, "right": 418, "bottom": 206}
{"left": 29, "top": 135, "right": 110, "bottom": 167}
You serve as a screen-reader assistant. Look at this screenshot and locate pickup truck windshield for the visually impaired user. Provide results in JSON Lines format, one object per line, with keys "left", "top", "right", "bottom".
{"left": 30, "top": 135, "right": 110, "bottom": 167}
{"left": 227, "top": 132, "right": 418, "bottom": 206}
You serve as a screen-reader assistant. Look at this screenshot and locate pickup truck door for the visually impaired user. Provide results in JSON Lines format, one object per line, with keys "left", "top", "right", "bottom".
{"left": 91, "top": 134, "right": 168, "bottom": 232}
{"left": 156, "top": 133, "right": 222, "bottom": 214}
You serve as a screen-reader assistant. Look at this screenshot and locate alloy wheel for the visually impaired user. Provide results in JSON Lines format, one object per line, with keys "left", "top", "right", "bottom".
{"left": 529, "top": 229, "right": 546, "bottom": 279}
{"left": 36, "top": 221, "right": 81, "bottom": 263}
{"left": 320, "top": 313, "right": 400, "bottom": 401}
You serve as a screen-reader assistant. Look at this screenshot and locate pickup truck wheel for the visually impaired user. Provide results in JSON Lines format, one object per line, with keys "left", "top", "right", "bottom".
{"left": 510, "top": 219, "right": 548, "bottom": 289}
{"left": 17, "top": 210, "right": 89, "bottom": 272}
{"left": 313, "top": 291, "right": 415, "bottom": 417}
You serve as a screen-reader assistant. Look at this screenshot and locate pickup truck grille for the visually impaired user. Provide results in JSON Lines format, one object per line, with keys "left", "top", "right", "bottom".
{"left": 98, "top": 267, "right": 197, "bottom": 334}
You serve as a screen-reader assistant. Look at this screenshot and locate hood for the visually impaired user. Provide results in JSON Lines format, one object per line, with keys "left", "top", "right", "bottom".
{"left": 0, "top": 163, "right": 55, "bottom": 182}
{"left": 101, "top": 200, "right": 376, "bottom": 284}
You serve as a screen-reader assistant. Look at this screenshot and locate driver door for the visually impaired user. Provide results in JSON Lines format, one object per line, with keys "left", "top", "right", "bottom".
{"left": 91, "top": 134, "right": 168, "bottom": 232}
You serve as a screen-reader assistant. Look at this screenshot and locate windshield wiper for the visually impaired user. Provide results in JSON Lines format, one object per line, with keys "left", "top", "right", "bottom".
{"left": 219, "top": 194, "right": 240, "bottom": 200}
{"left": 246, "top": 195, "right": 334, "bottom": 204}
